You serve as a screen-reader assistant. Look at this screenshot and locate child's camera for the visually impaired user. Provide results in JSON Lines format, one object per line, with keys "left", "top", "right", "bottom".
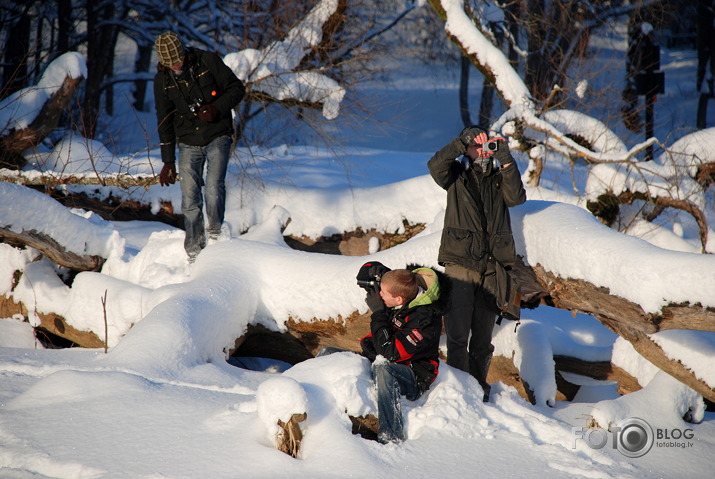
{"left": 356, "top": 261, "right": 391, "bottom": 291}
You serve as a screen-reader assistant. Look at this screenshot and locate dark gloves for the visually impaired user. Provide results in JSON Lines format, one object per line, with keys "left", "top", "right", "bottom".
{"left": 458, "top": 125, "right": 486, "bottom": 147}
{"left": 198, "top": 103, "right": 220, "bottom": 123}
{"left": 360, "top": 336, "right": 377, "bottom": 361}
{"left": 491, "top": 138, "right": 515, "bottom": 166}
{"left": 159, "top": 163, "right": 177, "bottom": 186}
{"left": 365, "top": 289, "right": 385, "bottom": 312}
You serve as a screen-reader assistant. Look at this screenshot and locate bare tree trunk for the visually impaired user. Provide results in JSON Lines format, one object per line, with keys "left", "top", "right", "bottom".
{"left": 524, "top": 0, "right": 547, "bottom": 100}
{"left": 83, "top": 0, "right": 122, "bottom": 137}
{"left": 1, "top": 1, "right": 34, "bottom": 99}
{"left": 57, "top": 0, "right": 73, "bottom": 54}
{"left": 459, "top": 55, "right": 473, "bottom": 127}
{"left": 133, "top": 41, "right": 154, "bottom": 111}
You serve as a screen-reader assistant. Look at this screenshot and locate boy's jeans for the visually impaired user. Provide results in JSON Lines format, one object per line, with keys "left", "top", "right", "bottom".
{"left": 372, "top": 360, "right": 421, "bottom": 444}
{"left": 177, "top": 135, "right": 231, "bottom": 257}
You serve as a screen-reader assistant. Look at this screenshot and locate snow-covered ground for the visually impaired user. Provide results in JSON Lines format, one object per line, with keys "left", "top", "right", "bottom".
{"left": 1, "top": 11, "right": 714, "bottom": 479}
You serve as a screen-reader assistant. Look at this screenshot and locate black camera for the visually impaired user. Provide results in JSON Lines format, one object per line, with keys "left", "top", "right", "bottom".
{"left": 189, "top": 100, "right": 204, "bottom": 115}
{"left": 482, "top": 140, "right": 498, "bottom": 152}
{"left": 356, "top": 261, "right": 391, "bottom": 291}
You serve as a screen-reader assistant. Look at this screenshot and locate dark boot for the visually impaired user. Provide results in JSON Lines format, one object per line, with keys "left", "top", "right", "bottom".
{"left": 469, "top": 353, "right": 492, "bottom": 402}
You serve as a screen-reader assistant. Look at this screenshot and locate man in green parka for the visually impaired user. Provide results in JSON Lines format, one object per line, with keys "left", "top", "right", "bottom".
{"left": 428, "top": 126, "right": 526, "bottom": 401}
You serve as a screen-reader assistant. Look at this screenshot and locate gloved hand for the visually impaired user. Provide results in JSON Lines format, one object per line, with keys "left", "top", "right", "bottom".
{"left": 365, "top": 290, "right": 385, "bottom": 312}
{"left": 159, "top": 163, "right": 177, "bottom": 186}
{"left": 360, "top": 336, "right": 377, "bottom": 361}
{"left": 466, "top": 131, "right": 490, "bottom": 159}
{"left": 198, "top": 104, "right": 220, "bottom": 122}
{"left": 491, "top": 138, "right": 514, "bottom": 166}
{"left": 458, "top": 125, "right": 486, "bottom": 147}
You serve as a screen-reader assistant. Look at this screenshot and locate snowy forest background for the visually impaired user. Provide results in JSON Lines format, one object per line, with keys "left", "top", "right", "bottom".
{"left": 1, "top": 0, "right": 715, "bottom": 478}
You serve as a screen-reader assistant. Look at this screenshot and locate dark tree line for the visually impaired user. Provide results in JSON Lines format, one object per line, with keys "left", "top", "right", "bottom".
{"left": 0, "top": 0, "right": 323, "bottom": 139}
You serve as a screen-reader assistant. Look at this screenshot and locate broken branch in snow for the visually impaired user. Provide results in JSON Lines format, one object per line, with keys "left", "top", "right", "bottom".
{"left": 587, "top": 191, "right": 710, "bottom": 253}
{"left": 0, "top": 225, "right": 105, "bottom": 271}
{"left": 276, "top": 413, "right": 307, "bottom": 458}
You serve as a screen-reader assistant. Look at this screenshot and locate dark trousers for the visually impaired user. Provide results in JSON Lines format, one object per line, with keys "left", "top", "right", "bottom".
{"left": 444, "top": 263, "right": 497, "bottom": 397}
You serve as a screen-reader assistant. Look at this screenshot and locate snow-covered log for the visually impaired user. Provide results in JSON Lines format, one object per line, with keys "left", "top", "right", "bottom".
{"left": 535, "top": 265, "right": 715, "bottom": 402}
{"left": 0, "top": 171, "right": 160, "bottom": 188}
{"left": 0, "top": 75, "right": 83, "bottom": 170}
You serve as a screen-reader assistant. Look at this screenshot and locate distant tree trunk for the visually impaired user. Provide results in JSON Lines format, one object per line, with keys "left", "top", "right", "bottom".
{"left": 479, "top": 23, "right": 505, "bottom": 129}
{"left": 478, "top": 79, "right": 494, "bottom": 129}
{"left": 1, "top": 1, "right": 34, "bottom": 99}
{"left": 524, "top": 0, "right": 547, "bottom": 100}
{"left": 133, "top": 41, "right": 154, "bottom": 111}
{"left": 57, "top": 0, "right": 73, "bottom": 54}
{"left": 505, "top": 1, "right": 520, "bottom": 65}
{"left": 459, "top": 55, "right": 472, "bottom": 127}
{"left": 83, "top": 0, "right": 122, "bottom": 137}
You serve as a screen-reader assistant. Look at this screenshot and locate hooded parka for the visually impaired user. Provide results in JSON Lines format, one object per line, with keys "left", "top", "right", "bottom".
{"left": 427, "top": 138, "right": 526, "bottom": 273}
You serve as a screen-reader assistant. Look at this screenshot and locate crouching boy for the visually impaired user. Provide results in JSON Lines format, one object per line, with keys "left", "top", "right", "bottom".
{"left": 358, "top": 263, "right": 443, "bottom": 444}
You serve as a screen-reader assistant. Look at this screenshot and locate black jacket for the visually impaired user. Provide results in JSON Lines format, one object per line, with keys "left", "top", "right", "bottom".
{"left": 154, "top": 48, "right": 245, "bottom": 162}
{"left": 428, "top": 138, "right": 527, "bottom": 273}
{"left": 360, "top": 268, "right": 442, "bottom": 393}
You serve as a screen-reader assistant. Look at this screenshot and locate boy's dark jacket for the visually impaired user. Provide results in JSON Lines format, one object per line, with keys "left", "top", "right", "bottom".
{"left": 427, "top": 138, "right": 527, "bottom": 273}
{"left": 360, "top": 268, "right": 442, "bottom": 393}
{"left": 154, "top": 47, "right": 245, "bottom": 163}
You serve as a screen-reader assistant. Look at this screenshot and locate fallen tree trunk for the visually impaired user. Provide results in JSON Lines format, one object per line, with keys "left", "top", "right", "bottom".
{"left": 0, "top": 75, "right": 83, "bottom": 170}
{"left": 533, "top": 265, "right": 715, "bottom": 334}
{"left": 0, "top": 295, "right": 105, "bottom": 348}
{"left": 2, "top": 224, "right": 712, "bottom": 400}
{"left": 0, "top": 171, "right": 160, "bottom": 188}
{"left": 534, "top": 265, "right": 715, "bottom": 402}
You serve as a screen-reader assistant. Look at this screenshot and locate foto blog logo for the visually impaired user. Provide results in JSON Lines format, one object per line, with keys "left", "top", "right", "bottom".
{"left": 572, "top": 417, "right": 655, "bottom": 458}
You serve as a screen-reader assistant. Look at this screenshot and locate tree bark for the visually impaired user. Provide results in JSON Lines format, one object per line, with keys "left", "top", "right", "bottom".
{"left": 0, "top": 295, "right": 105, "bottom": 348}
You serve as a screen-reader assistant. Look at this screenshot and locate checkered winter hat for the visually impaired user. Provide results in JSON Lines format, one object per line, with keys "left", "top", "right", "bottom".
{"left": 155, "top": 32, "right": 185, "bottom": 67}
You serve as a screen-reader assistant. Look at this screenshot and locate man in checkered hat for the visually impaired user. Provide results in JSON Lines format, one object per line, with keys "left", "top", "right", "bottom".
{"left": 153, "top": 31, "right": 245, "bottom": 263}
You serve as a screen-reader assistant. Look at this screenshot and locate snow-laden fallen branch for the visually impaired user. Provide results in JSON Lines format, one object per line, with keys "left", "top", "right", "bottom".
{"left": 0, "top": 170, "right": 159, "bottom": 188}
{"left": 224, "top": 0, "right": 345, "bottom": 120}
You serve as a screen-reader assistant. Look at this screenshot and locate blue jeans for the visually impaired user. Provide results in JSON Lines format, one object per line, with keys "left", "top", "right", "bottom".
{"left": 373, "top": 361, "right": 421, "bottom": 443}
{"left": 177, "top": 135, "right": 231, "bottom": 257}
